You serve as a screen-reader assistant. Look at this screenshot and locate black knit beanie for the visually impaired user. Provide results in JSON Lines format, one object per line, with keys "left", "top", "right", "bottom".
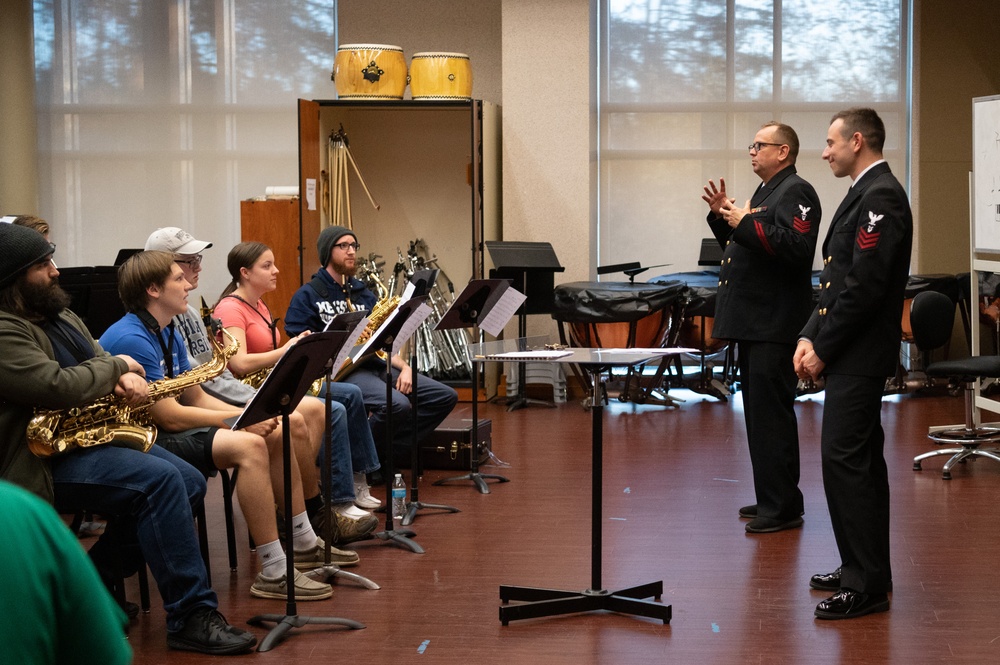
{"left": 317, "top": 225, "right": 357, "bottom": 267}
{"left": 0, "top": 222, "right": 55, "bottom": 288}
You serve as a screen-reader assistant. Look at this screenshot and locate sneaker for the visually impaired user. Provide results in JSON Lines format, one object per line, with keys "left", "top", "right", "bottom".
{"left": 250, "top": 569, "right": 333, "bottom": 601}
{"left": 167, "top": 607, "right": 257, "bottom": 655}
{"left": 337, "top": 502, "right": 373, "bottom": 519}
{"left": 332, "top": 509, "right": 378, "bottom": 545}
{"left": 294, "top": 536, "right": 360, "bottom": 568}
{"left": 312, "top": 506, "right": 378, "bottom": 546}
{"left": 354, "top": 474, "right": 381, "bottom": 510}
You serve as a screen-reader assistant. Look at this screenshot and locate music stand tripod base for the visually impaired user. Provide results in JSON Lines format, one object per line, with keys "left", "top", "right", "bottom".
{"left": 499, "top": 582, "right": 671, "bottom": 625}
{"left": 247, "top": 614, "right": 365, "bottom": 652}
{"left": 305, "top": 564, "right": 380, "bottom": 590}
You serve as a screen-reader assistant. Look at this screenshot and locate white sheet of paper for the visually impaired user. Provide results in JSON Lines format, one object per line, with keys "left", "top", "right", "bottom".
{"left": 306, "top": 178, "right": 317, "bottom": 211}
{"left": 601, "top": 347, "right": 700, "bottom": 354}
{"left": 483, "top": 349, "right": 573, "bottom": 360}
{"left": 392, "top": 302, "right": 434, "bottom": 356}
{"left": 479, "top": 287, "right": 527, "bottom": 337}
{"left": 332, "top": 318, "right": 370, "bottom": 374}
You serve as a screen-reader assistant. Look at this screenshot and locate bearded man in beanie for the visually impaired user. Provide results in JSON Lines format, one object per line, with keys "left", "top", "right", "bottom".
{"left": 284, "top": 226, "right": 458, "bottom": 463}
{"left": 0, "top": 222, "right": 257, "bottom": 655}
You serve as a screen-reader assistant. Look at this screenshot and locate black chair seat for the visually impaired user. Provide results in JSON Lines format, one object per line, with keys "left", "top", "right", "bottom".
{"left": 925, "top": 356, "right": 1000, "bottom": 381}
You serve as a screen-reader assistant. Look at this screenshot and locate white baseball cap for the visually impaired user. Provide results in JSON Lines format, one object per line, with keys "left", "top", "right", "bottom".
{"left": 144, "top": 227, "right": 213, "bottom": 254}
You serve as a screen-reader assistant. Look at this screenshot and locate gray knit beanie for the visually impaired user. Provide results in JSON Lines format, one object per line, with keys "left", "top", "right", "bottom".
{"left": 0, "top": 222, "right": 56, "bottom": 288}
{"left": 317, "top": 225, "right": 357, "bottom": 267}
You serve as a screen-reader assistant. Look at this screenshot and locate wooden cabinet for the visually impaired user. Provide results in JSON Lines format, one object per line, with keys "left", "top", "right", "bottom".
{"left": 296, "top": 98, "right": 501, "bottom": 289}
{"left": 243, "top": 99, "right": 500, "bottom": 390}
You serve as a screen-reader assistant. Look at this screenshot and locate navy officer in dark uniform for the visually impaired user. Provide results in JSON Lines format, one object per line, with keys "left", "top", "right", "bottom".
{"left": 795, "top": 108, "right": 912, "bottom": 620}
{"left": 701, "top": 121, "right": 821, "bottom": 534}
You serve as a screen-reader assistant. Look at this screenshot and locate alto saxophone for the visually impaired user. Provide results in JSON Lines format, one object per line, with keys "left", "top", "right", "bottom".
{"left": 27, "top": 327, "right": 241, "bottom": 458}
{"left": 334, "top": 264, "right": 401, "bottom": 380}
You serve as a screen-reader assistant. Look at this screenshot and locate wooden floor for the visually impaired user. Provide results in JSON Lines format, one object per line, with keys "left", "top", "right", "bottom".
{"left": 115, "top": 381, "right": 1000, "bottom": 664}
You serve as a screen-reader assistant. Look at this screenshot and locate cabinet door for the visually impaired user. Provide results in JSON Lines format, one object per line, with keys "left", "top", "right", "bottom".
{"left": 240, "top": 199, "right": 300, "bottom": 333}
{"left": 298, "top": 98, "right": 323, "bottom": 287}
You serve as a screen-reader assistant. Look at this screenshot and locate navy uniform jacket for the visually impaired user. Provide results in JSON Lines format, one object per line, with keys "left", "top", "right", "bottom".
{"left": 709, "top": 165, "right": 821, "bottom": 344}
{"left": 800, "top": 162, "right": 913, "bottom": 377}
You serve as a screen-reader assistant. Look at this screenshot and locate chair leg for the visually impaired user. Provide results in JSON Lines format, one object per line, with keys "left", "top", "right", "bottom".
{"left": 137, "top": 565, "right": 151, "bottom": 613}
{"left": 193, "top": 500, "right": 212, "bottom": 587}
{"left": 219, "top": 469, "right": 239, "bottom": 571}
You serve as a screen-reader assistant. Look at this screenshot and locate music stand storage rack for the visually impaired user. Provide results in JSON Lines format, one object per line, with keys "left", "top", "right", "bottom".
{"left": 470, "top": 339, "right": 672, "bottom": 625}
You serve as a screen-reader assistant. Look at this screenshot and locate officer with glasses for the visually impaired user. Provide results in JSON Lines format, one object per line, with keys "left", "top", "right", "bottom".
{"left": 700, "top": 121, "right": 822, "bottom": 535}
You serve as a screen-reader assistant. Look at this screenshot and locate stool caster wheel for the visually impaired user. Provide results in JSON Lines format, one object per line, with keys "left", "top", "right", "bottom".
{"left": 913, "top": 461, "right": 922, "bottom": 470}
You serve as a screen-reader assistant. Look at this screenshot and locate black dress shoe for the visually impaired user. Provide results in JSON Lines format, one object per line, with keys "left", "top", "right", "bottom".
{"left": 810, "top": 567, "right": 842, "bottom": 591}
{"left": 167, "top": 607, "right": 257, "bottom": 655}
{"left": 738, "top": 504, "right": 757, "bottom": 519}
{"left": 744, "top": 515, "right": 803, "bottom": 533}
{"left": 810, "top": 568, "right": 892, "bottom": 592}
{"left": 814, "top": 590, "right": 889, "bottom": 620}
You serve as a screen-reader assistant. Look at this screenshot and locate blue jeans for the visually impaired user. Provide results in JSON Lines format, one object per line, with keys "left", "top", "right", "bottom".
{"left": 314, "top": 383, "right": 380, "bottom": 501}
{"left": 51, "top": 444, "right": 217, "bottom": 632}
{"left": 343, "top": 360, "right": 458, "bottom": 456}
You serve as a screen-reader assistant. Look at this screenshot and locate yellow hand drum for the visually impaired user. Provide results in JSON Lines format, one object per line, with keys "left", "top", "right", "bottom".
{"left": 332, "top": 44, "right": 407, "bottom": 99}
{"left": 408, "top": 52, "right": 473, "bottom": 100}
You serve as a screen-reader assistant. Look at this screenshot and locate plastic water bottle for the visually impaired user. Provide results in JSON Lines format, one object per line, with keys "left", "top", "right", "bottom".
{"left": 391, "top": 473, "right": 407, "bottom": 520}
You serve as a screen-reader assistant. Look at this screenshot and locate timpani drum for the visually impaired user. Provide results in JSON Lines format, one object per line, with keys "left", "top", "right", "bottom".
{"left": 408, "top": 52, "right": 473, "bottom": 100}
{"left": 552, "top": 281, "right": 686, "bottom": 349}
{"left": 651, "top": 273, "right": 726, "bottom": 354}
{"left": 332, "top": 44, "right": 407, "bottom": 99}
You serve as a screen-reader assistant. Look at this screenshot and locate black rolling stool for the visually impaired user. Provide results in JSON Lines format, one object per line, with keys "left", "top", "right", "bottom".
{"left": 912, "top": 291, "right": 1000, "bottom": 479}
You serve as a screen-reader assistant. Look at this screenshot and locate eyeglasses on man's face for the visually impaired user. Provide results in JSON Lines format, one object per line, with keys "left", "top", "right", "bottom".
{"left": 175, "top": 254, "right": 203, "bottom": 268}
{"left": 748, "top": 141, "right": 783, "bottom": 153}
{"left": 334, "top": 241, "right": 361, "bottom": 252}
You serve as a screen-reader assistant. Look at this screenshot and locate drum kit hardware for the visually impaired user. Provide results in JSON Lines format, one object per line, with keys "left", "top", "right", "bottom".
{"left": 332, "top": 44, "right": 473, "bottom": 101}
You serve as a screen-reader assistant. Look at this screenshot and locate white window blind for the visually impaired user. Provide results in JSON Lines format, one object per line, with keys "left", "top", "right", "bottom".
{"left": 33, "top": 0, "right": 335, "bottom": 293}
{"left": 598, "top": 0, "right": 911, "bottom": 276}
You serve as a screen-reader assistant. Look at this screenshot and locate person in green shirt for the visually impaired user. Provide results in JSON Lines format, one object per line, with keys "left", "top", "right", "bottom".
{"left": 0, "top": 478, "right": 131, "bottom": 664}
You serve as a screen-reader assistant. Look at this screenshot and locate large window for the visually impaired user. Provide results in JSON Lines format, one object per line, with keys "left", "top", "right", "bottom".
{"left": 598, "top": 0, "right": 911, "bottom": 274}
{"left": 33, "top": 0, "right": 335, "bottom": 291}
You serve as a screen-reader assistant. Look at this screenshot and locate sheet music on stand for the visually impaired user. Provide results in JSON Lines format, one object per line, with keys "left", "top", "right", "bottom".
{"left": 228, "top": 330, "right": 350, "bottom": 429}
{"left": 323, "top": 311, "right": 370, "bottom": 375}
{"left": 434, "top": 279, "right": 525, "bottom": 337}
{"left": 483, "top": 349, "right": 572, "bottom": 360}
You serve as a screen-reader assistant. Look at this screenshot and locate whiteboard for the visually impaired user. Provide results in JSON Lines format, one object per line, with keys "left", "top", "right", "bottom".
{"left": 973, "top": 95, "right": 1000, "bottom": 253}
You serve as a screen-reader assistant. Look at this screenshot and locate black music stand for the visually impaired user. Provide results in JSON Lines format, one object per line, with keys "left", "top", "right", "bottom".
{"left": 596, "top": 261, "right": 671, "bottom": 285}
{"left": 241, "top": 331, "right": 365, "bottom": 652}
{"left": 311, "top": 312, "right": 379, "bottom": 590}
{"left": 433, "top": 279, "right": 520, "bottom": 494}
{"left": 399, "top": 269, "right": 461, "bottom": 526}
{"left": 486, "top": 241, "right": 565, "bottom": 411}
{"left": 487, "top": 347, "right": 671, "bottom": 626}
{"left": 356, "top": 296, "right": 430, "bottom": 553}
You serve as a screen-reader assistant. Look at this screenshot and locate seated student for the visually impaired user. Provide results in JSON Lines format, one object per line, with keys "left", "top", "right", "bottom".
{"left": 0, "top": 478, "right": 131, "bottom": 665}
{"left": 284, "top": 226, "right": 458, "bottom": 459}
{"left": 211, "top": 240, "right": 382, "bottom": 536}
{"left": 99, "top": 250, "right": 340, "bottom": 602}
{"left": 143, "top": 227, "right": 378, "bottom": 545}
{"left": 0, "top": 222, "right": 255, "bottom": 655}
